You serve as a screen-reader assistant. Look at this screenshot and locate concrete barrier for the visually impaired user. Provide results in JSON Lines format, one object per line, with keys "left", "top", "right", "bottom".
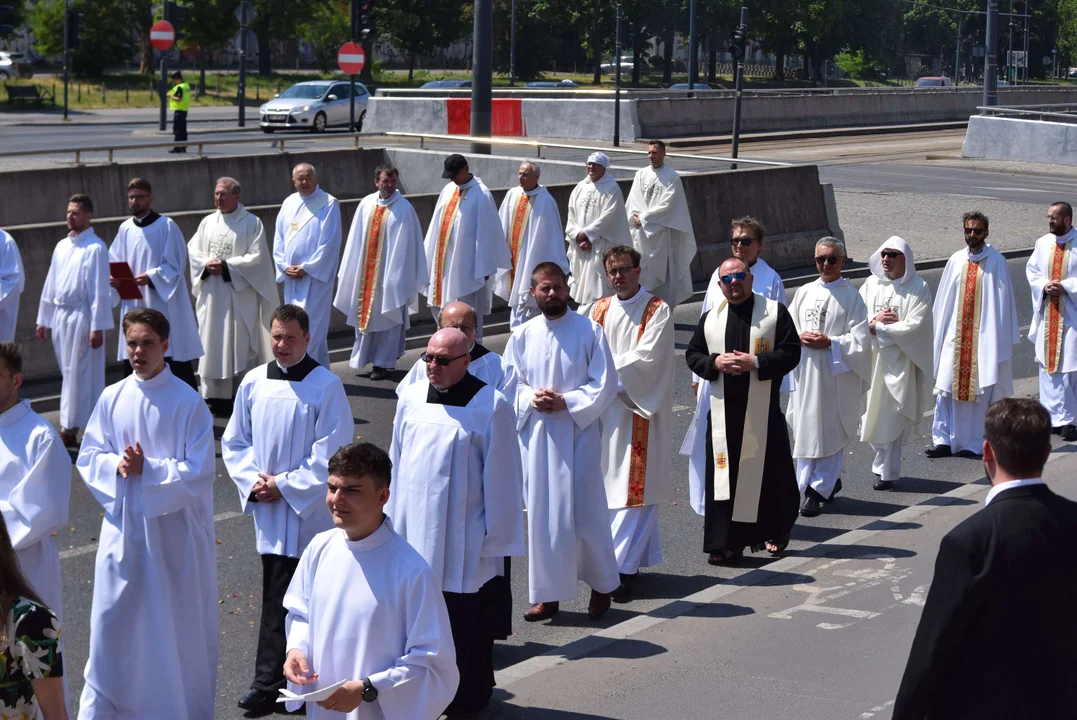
{"left": 4, "top": 160, "right": 836, "bottom": 382}
{"left": 962, "top": 114, "right": 1077, "bottom": 166}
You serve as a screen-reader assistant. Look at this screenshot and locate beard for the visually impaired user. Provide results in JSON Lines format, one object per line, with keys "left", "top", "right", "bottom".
{"left": 539, "top": 297, "right": 567, "bottom": 317}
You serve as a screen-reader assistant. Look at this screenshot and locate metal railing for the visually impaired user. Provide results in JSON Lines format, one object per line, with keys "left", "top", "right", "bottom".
{"left": 382, "top": 131, "right": 791, "bottom": 167}
{"left": 976, "top": 104, "right": 1077, "bottom": 124}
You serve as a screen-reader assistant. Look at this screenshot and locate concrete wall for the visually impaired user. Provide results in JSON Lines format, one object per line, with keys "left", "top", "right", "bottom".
{"left": 962, "top": 114, "right": 1077, "bottom": 166}
{"left": 637, "top": 86, "right": 1077, "bottom": 138}
{"left": 5, "top": 162, "right": 835, "bottom": 383}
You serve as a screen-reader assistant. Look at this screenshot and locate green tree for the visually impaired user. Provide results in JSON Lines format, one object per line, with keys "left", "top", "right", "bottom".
{"left": 379, "top": 0, "right": 471, "bottom": 83}
{"left": 0, "top": 0, "right": 28, "bottom": 38}
{"left": 28, "top": 0, "right": 132, "bottom": 77}
{"left": 251, "top": 0, "right": 312, "bottom": 75}
{"left": 175, "top": 0, "right": 240, "bottom": 94}
{"left": 492, "top": 0, "right": 585, "bottom": 82}
{"left": 298, "top": 0, "right": 350, "bottom": 73}
{"left": 1059, "top": 0, "right": 1077, "bottom": 72}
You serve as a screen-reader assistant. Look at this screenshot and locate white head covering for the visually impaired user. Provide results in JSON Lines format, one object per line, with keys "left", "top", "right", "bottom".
{"left": 869, "top": 235, "right": 916, "bottom": 284}
{"left": 586, "top": 152, "right": 610, "bottom": 169}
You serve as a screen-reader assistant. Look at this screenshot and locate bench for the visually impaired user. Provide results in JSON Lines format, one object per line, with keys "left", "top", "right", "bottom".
{"left": 4, "top": 83, "right": 55, "bottom": 107}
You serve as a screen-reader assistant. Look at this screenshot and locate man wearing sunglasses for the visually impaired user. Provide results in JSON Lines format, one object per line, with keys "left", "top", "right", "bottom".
{"left": 927, "top": 211, "right": 1019, "bottom": 458}
{"left": 685, "top": 256, "right": 801, "bottom": 563}
{"left": 787, "top": 237, "right": 871, "bottom": 518}
{"left": 1026, "top": 202, "right": 1077, "bottom": 441}
{"left": 859, "top": 238, "right": 934, "bottom": 492}
{"left": 388, "top": 327, "right": 524, "bottom": 716}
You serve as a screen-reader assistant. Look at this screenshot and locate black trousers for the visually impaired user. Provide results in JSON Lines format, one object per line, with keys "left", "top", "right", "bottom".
{"left": 253, "top": 554, "right": 301, "bottom": 692}
{"left": 443, "top": 587, "right": 495, "bottom": 715}
{"left": 122, "top": 358, "right": 198, "bottom": 390}
{"left": 173, "top": 109, "right": 188, "bottom": 144}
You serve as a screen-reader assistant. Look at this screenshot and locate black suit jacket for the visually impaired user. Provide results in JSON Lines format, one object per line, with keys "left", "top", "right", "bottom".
{"left": 893, "top": 483, "right": 1077, "bottom": 719}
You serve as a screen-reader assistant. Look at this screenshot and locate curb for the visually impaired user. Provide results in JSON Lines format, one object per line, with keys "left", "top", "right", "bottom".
{"left": 668, "top": 121, "right": 969, "bottom": 149}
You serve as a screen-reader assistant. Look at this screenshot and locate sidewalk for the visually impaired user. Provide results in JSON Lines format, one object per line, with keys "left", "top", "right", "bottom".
{"left": 0, "top": 106, "right": 243, "bottom": 126}
{"left": 486, "top": 447, "right": 1077, "bottom": 720}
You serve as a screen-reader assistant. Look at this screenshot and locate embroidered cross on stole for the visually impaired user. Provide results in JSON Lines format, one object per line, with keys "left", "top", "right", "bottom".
{"left": 431, "top": 186, "right": 464, "bottom": 307}
{"left": 355, "top": 203, "right": 389, "bottom": 333}
{"left": 1044, "top": 241, "right": 1071, "bottom": 374}
{"left": 952, "top": 257, "right": 986, "bottom": 402}
{"left": 592, "top": 294, "right": 665, "bottom": 507}
{"left": 508, "top": 192, "right": 532, "bottom": 291}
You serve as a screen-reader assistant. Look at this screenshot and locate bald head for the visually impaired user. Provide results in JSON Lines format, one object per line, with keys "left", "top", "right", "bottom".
{"left": 425, "top": 328, "right": 471, "bottom": 389}
{"left": 718, "top": 256, "right": 753, "bottom": 304}
{"left": 720, "top": 257, "right": 750, "bottom": 276}
{"left": 292, "top": 163, "right": 317, "bottom": 197}
{"left": 438, "top": 301, "right": 479, "bottom": 347}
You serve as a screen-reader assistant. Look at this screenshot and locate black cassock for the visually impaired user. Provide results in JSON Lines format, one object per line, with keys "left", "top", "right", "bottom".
{"left": 685, "top": 295, "right": 802, "bottom": 552}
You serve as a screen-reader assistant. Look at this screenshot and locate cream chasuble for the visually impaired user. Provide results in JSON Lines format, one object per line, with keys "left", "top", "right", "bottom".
{"left": 1027, "top": 228, "right": 1077, "bottom": 375}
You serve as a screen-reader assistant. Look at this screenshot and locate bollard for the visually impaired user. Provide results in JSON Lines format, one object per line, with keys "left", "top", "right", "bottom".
{"left": 102, "top": 83, "right": 106, "bottom": 102}
{"left": 125, "top": 83, "right": 129, "bottom": 102}
{"left": 77, "top": 83, "right": 81, "bottom": 102}
{"left": 216, "top": 74, "right": 220, "bottom": 97}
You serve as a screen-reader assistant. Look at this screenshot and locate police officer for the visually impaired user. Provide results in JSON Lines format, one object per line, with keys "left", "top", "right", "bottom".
{"left": 167, "top": 71, "right": 190, "bottom": 154}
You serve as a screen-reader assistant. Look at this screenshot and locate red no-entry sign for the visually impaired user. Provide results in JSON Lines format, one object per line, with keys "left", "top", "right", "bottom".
{"left": 150, "top": 20, "right": 175, "bottom": 51}
{"left": 338, "top": 42, "right": 366, "bottom": 75}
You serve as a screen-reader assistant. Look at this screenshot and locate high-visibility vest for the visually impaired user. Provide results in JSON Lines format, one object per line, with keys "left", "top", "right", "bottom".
{"left": 168, "top": 82, "right": 191, "bottom": 112}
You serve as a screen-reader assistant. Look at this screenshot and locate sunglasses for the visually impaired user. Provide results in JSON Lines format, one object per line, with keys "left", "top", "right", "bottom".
{"left": 720, "top": 272, "right": 747, "bottom": 284}
{"left": 730, "top": 237, "right": 755, "bottom": 247}
{"left": 606, "top": 265, "right": 638, "bottom": 276}
{"left": 421, "top": 352, "right": 467, "bottom": 366}
{"left": 815, "top": 256, "right": 840, "bottom": 265}
{"left": 964, "top": 227, "right": 986, "bottom": 235}
{"left": 879, "top": 251, "right": 902, "bottom": 259}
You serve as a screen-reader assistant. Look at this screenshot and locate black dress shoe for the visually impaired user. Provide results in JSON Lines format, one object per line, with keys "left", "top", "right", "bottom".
{"left": 924, "top": 443, "right": 952, "bottom": 458}
{"left": 1062, "top": 424, "right": 1077, "bottom": 442}
{"left": 873, "top": 478, "right": 894, "bottom": 491}
{"left": 610, "top": 572, "right": 636, "bottom": 603}
{"left": 954, "top": 449, "right": 983, "bottom": 459}
{"left": 237, "top": 688, "right": 277, "bottom": 713}
{"left": 1053, "top": 425, "right": 1064, "bottom": 436}
{"left": 370, "top": 366, "right": 386, "bottom": 381}
{"left": 800, "top": 493, "right": 821, "bottom": 517}
{"left": 825, "top": 478, "right": 842, "bottom": 502}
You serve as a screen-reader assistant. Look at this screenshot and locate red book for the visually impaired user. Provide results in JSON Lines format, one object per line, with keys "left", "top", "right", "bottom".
{"left": 109, "top": 262, "right": 143, "bottom": 301}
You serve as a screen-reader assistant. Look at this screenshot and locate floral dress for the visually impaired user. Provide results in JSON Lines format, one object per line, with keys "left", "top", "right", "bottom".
{"left": 0, "top": 597, "right": 63, "bottom": 720}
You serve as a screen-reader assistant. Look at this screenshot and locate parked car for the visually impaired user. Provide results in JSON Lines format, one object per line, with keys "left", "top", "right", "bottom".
{"left": 668, "top": 83, "right": 712, "bottom": 90}
{"left": 419, "top": 79, "right": 471, "bottom": 89}
{"left": 523, "top": 80, "right": 580, "bottom": 88}
{"left": 600, "top": 57, "right": 635, "bottom": 73}
{"left": 0, "top": 51, "right": 30, "bottom": 81}
{"left": 259, "top": 80, "right": 370, "bottom": 133}
{"left": 915, "top": 76, "right": 952, "bottom": 88}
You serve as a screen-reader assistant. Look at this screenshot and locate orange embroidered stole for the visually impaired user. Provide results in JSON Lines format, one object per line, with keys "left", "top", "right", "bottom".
{"left": 430, "top": 187, "right": 462, "bottom": 307}
{"left": 508, "top": 192, "right": 532, "bottom": 291}
{"left": 952, "top": 259, "right": 985, "bottom": 402}
{"left": 1044, "top": 241, "right": 1071, "bottom": 374}
{"left": 355, "top": 203, "right": 389, "bottom": 333}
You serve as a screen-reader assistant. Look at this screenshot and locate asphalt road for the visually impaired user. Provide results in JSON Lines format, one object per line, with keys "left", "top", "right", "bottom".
{"left": 42, "top": 255, "right": 1040, "bottom": 718}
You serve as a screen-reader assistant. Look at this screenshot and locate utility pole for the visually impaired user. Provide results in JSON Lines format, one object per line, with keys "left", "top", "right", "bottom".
{"left": 509, "top": 0, "right": 516, "bottom": 87}
{"left": 470, "top": 0, "right": 492, "bottom": 153}
{"left": 730, "top": 6, "right": 748, "bottom": 168}
{"left": 159, "top": 0, "right": 170, "bottom": 132}
{"left": 985, "top": 0, "right": 998, "bottom": 106}
{"left": 238, "top": 0, "right": 250, "bottom": 127}
{"left": 62, "top": 0, "right": 69, "bottom": 120}
{"left": 687, "top": 0, "right": 696, "bottom": 89}
{"left": 613, "top": 1, "right": 622, "bottom": 147}
{"left": 1022, "top": 1, "right": 1030, "bottom": 83}
{"left": 1008, "top": 0, "right": 1014, "bottom": 84}
{"left": 954, "top": 15, "right": 962, "bottom": 85}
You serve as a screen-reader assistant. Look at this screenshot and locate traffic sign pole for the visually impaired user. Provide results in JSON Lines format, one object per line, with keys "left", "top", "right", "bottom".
{"left": 152, "top": 14, "right": 176, "bottom": 132}
{"left": 337, "top": 42, "right": 366, "bottom": 132}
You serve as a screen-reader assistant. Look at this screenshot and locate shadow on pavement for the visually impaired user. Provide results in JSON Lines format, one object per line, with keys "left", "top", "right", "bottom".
{"left": 861, "top": 520, "right": 922, "bottom": 532}
{"left": 821, "top": 496, "right": 908, "bottom": 517}
{"left": 684, "top": 602, "right": 755, "bottom": 620}
{"left": 495, "top": 641, "right": 558, "bottom": 671}
{"left": 793, "top": 542, "right": 916, "bottom": 560}
{"left": 343, "top": 382, "right": 398, "bottom": 400}
{"left": 791, "top": 523, "right": 846, "bottom": 544}
{"left": 919, "top": 495, "right": 977, "bottom": 507}
{"left": 587, "top": 638, "right": 668, "bottom": 660}
{"left": 631, "top": 572, "right": 718, "bottom": 601}
{"left": 489, "top": 697, "right": 616, "bottom": 719}
{"left": 894, "top": 476, "right": 965, "bottom": 494}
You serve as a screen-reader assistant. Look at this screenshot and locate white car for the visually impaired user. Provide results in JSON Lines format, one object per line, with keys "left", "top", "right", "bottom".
{"left": 0, "top": 51, "right": 18, "bottom": 81}
{"left": 259, "top": 80, "right": 370, "bottom": 133}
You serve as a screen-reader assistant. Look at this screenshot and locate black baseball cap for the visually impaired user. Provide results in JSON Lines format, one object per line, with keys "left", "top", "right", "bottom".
{"left": 171, "top": 71, "right": 183, "bottom": 79}
{"left": 442, "top": 154, "right": 468, "bottom": 179}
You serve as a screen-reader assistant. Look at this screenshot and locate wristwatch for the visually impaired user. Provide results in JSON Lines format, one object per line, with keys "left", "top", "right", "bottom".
{"left": 361, "top": 677, "right": 378, "bottom": 703}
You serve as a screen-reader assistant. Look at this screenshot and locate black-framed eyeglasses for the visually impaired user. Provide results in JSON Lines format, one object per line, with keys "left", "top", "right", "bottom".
{"left": 720, "top": 271, "right": 747, "bottom": 284}
{"left": 815, "top": 255, "right": 840, "bottom": 265}
{"left": 879, "top": 251, "right": 902, "bottom": 259}
{"left": 127, "top": 194, "right": 150, "bottom": 201}
{"left": 730, "top": 237, "right": 755, "bottom": 246}
{"left": 964, "top": 227, "right": 986, "bottom": 236}
{"left": 606, "top": 265, "right": 638, "bottom": 277}
{"left": 421, "top": 352, "right": 467, "bottom": 366}
{"left": 442, "top": 323, "right": 475, "bottom": 332}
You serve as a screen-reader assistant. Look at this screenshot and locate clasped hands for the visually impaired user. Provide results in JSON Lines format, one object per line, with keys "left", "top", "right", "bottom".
{"left": 532, "top": 388, "right": 567, "bottom": 413}
{"left": 205, "top": 258, "right": 225, "bottom": 276}
{"left": 714, "top": 351, "right": 755, "bottom": 376}
{"left": 574, "top": 231, "right": 592, "bottom": 252}
{"left": 869, "top": 308, "right": 898, "bottom": 335}
{"left": 284, "top": 265, "right": 308, "bottom": 279}
{"left": 799, "top": 331, "right": 832, "bottom": 350}
{"left": 252, "top": 472, "right": 283, "bottom": 503}
{"left": 117, "top": 442, "right": 144, "bottom": 478}
{"left": 284, "top": 650, "right": 364, "bottom": 712}
{"left": 1045, "top": 280, "right": 1066, "bottom": 298}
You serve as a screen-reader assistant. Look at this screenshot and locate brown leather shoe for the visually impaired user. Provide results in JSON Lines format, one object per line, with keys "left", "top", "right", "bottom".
{"left": 523, "top": 601, "right": 559, "bottom": 622}
{"left": 588, "top": 589, "right": 612, "bottom": 620}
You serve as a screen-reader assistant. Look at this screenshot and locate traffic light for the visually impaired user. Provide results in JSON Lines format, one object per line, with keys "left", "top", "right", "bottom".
{"left": 66, "top": 9, "right": 84, "bottom": 49}
{"left": 729, "top": 28, "right": 745, "bottom": 61}
{"left": 0, "top": 4, "right": 16, "bottom": 36}
{"left": 358, "top": 0, "right": 375, "bottom": 38}
{"left": 167, "top": 2, "right": 186, "bottom": 39}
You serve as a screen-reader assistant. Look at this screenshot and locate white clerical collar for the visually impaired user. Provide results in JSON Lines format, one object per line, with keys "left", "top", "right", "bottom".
{"left": 276, "top": 354, "right": 307, "bottom": 374}
{"left": 542, "top": 311, "right": 570, "bottom": 324}
{"left": 454, "top": 177, "right": 478, "bottom": 191}
{"left": 614, "top": 286, "right": 647, "bottom": 306}
{"left": 377, "top": 191, "right": 399, "bottom": 206}
{"left": 1054, "top": 228, "right": 1077, "bottom": 245}
{"left": 967, "top": 244, "right": 988, "bottom": 260}
{"left": 985, "top": 477, "right": 1045, "bottom": 505}
{"left": 68, "top": 227, "right": 94, "bottom": 242}
{"left": 344, "top": 516, "right": 394, "bottom": 552}
{"left": 0, "top": 399, "right": 29, "bottom": 428}
{"left": 523, "top": 185, "right": 543, "bottom": 197}
{"left": 132, "top": 364, "right": 174, "bottom": 389}
{"left": 817, "top": 277, "right": 844, "bottom": 289}
{"left": 299, "top": 187, "right": 323, "bottom": 203}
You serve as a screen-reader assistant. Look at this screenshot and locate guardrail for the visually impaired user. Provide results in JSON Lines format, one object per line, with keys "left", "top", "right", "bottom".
{"left": 382, "top": 131, "right": 791, "bottom": 167}
{"left": 976, "top": 104, "right": 1077, "bottom": 124}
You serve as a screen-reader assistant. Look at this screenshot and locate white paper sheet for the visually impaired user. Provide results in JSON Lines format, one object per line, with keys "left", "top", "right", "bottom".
{"left": 276, "top": 679, "right": 348, "bottom": 703}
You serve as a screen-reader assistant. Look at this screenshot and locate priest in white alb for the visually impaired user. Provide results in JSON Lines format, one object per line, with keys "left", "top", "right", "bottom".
{"left": 388, "top": 328, "right": 524, "bottom": 715}
{"left": 859, "top": 237, "right": 934, "bottom": 492}
{"left": 590, "top": 246, "right": 673, "bottom": 599}
{"left": 36, "top": 193, "right": 113, "bottom": 448}
{"left": 397, "top": 301, "right": 516, "bottom": 399}
{"left": 273, "top": 163, "right": 342, "bottom": 367}
{"left": 77, "top": 308, "right": 218, "bottom": 719}
{"left": 283, "top": 442, "right": 459, "bottom": 719}
{"left": 188, "top": 177, "right": 279, "bottom": 411}
{"left": 1027, "top": 202, "right": 1077, "bottom": 440}
{"left": 0, "top": 342, "right": 72, "bottom": 620}
{"left": 423, "top": 154, "right": 510, "bottom": 343}
{"left": 335, "top": 163, "right": 427, "bottom": 382}
{"left": 110, "top": 177, "right": 202, "bottom": 388}
{"left": 626, "top": 140, "right": 697, "bottom": 307}
{"left": 686, "top": 216, "right": 789, "bottom": 503}
{"left": 0, "top": 227, "right": 24, "bottom": 342}
{"left": 222, "top": 304, "right": 353, "bottom": 716}
{"left": 565, "top": 152, "right": 631, "bottom": 311}
{"left": 787, "top": 237, "right": 871, "bottom": 518}
{"left": 494, "top": 161, "right": 568, "bottom": 327}
{"left": 927, "top": 211, "right": 1019, "bottom": 458}
{"left": 685, "top": 257, "right": 801, "bottom": 563}
{"left": 502, "top": 262, "right": 620, "bottom": 622}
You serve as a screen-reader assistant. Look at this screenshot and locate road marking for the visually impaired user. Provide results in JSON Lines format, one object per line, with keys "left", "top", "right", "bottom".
{"left": 769, "top": 604, "right": 881, "bottom": 620}
{"left": 859, "top": 700, "right": 896, "bottom": 719}
{"left": 59, "top": 510, "right": 244, "bottom": 561}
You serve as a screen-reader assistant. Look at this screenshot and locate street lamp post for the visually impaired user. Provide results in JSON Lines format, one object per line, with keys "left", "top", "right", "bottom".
{"left": 509, "top": 0, "right": 516, "bottom": 87}
{"left": 985, "top": 0, "right": 998, "bottom": 107}
{"left": 687, "top": 0, "right": 696, "bottom": 90}
{"left": 470, "top": 0, "right": 493, "bottom": 154}
{"left": 613, "top": 1, "right": 622, "bottom": 147}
